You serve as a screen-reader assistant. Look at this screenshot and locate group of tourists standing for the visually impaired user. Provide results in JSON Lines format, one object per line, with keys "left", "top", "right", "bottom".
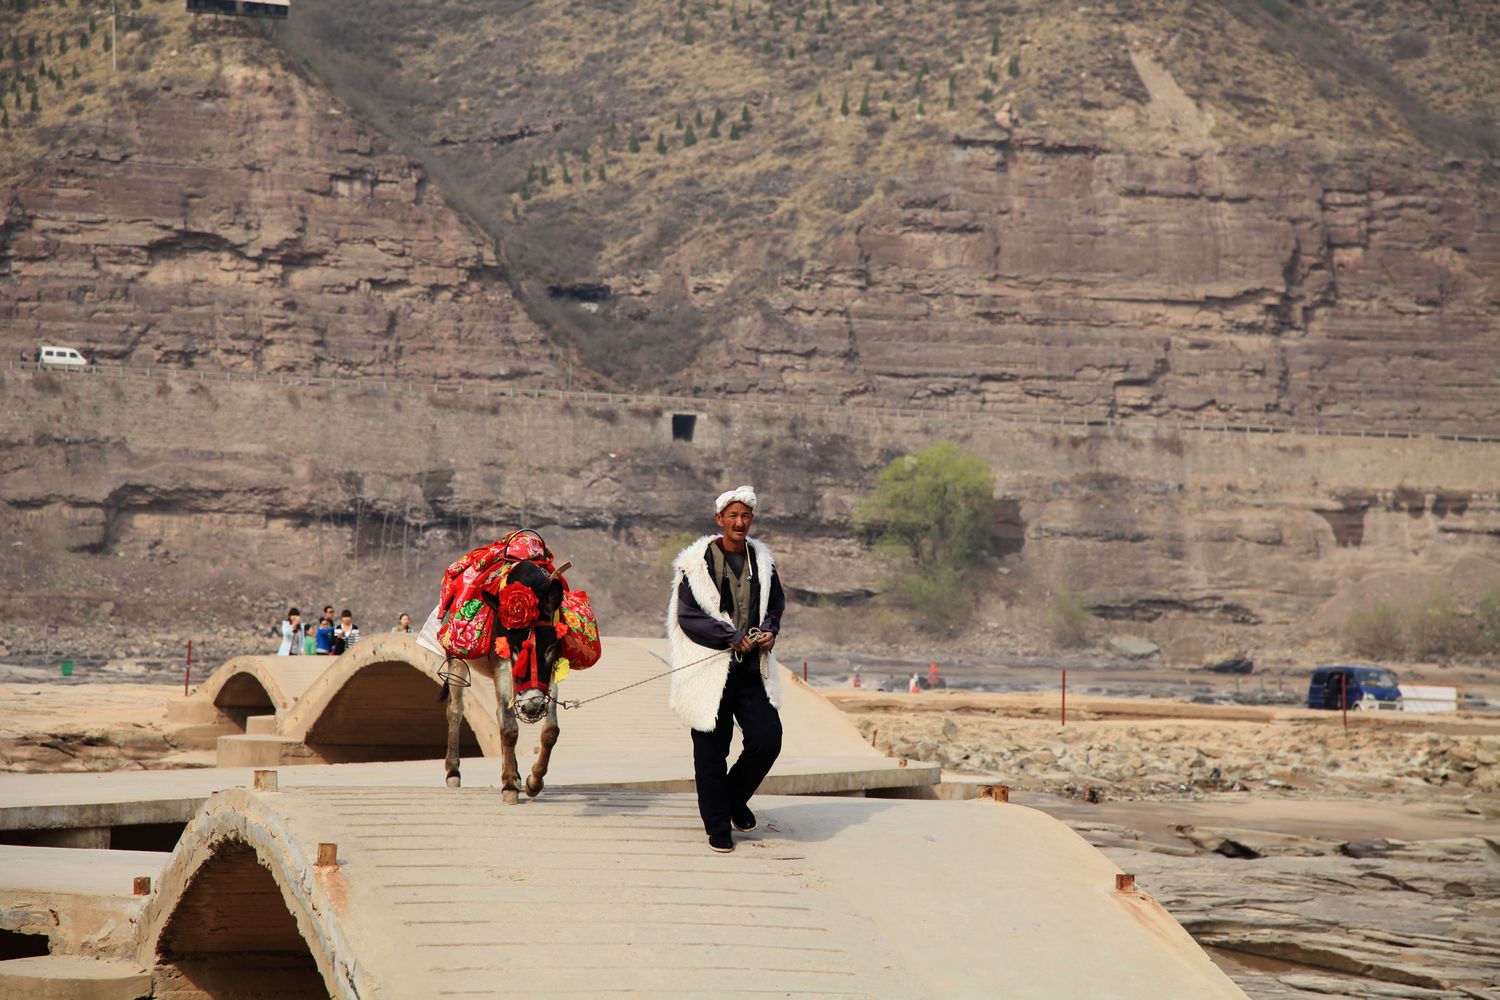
{"left": 276, "top": 605, "right": 379, "bottom": 656}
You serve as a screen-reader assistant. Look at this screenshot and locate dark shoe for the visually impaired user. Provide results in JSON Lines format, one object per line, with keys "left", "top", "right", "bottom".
{"left": 731, "top": 805, "right": 757, "bottom": 833}
{"left": 708, "top": 833, "right": 735, "bottom": 853}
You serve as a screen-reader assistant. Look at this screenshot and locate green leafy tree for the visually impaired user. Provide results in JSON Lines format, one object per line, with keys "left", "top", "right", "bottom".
{"left": 729, "top": 121, "right": 741, "bottom": 138}
{"left": 1007, "top": 53, "right": 1019, "bottom": 78}
{"left": 741, "top": 104, "right": 751, "bottom": 124}
{"left": 839, "top": 87, "right": 849, "bottom": 116}
{"left": 854, "top": 443, "right": 1002, "bottom": 627}
{"left": 873, "top": 54, "right": 882, "bottom": 70}
{"left": 656, "top": 132, "right": 668, "bottom": 154}
{"left": 628, "top": 134, "right": 640, "bottom": 153}
{"left": 694, "top": 109, "right": 704, "bottom": 127}
{"left": 708, "top": 117, "right": 720, "bottom": 138}
{"left": 29, "top": 90, "right": 39, "bottom": 112}
{"left": 675, "top": 111, "right": 684, "bottom": 129}
{"left": 582, "top": 166, "right": 592, "bottom": 182}
{"left": 815, "top": 91, "right": 824, "bottom": 107}
{"left": 990, "top": 26, "right": 1000, "bottom": 56}
{"left": 857, "top": 83, "right": 871, "bottom": 116}
{"left": 597, "top": 163, "right": 607, "bottom": 181}
{"left": 683, "top": 122, "right": 697, "bottom": 146}
{"left": 79, "top": 31, "right": 88, "bottom": 49}
{"left": 888, "top": 106, "right": 897, "bottom": 121}
{"left": 1, "top": 109, "right": 8, "bottom": 129}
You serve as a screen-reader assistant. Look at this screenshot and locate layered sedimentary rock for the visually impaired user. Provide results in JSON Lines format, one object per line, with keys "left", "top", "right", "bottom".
{"left": 2, "top": 368, "right": 1496, "bottom": 660}
{"left": 0, "top": 59, "right": 568, "bottom": 384}
{"left": 665, "top": 134, "right": 1500, "bottom": 433}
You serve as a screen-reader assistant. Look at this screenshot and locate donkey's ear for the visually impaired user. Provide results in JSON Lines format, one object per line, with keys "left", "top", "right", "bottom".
{"left": 543, "top": 577, "right": 565, "bottom": 616}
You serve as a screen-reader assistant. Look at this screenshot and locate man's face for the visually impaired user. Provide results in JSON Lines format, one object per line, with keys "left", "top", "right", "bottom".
{"left": 324, "top": 607, "right": 334, "bottom": 619}
{"left": 715, "top": 502, "right": 754, "bottom": 544}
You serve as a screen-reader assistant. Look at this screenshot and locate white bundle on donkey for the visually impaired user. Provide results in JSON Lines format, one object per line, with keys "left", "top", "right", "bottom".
{"left": 417, "top": 530, "right": 601, "bottom": 802}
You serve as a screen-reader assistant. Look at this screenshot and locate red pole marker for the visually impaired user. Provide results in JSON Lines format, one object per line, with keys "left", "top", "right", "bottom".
{"left": 184, "top": 639, "right": 192, "bottom": 697}
{"left": 1062, "top": 668, "right": 1067, "bottom": 726}
{"left": 1341, "top": 672, "right": 1348, "bottom": 731}
{"left": 803, "top": 660, "right": 808, "bottom": 682}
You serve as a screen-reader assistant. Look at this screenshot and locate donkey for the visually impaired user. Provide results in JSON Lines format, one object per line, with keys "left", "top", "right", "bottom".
{"left": 441, "top": 560, "right": 567, "bottom": 804}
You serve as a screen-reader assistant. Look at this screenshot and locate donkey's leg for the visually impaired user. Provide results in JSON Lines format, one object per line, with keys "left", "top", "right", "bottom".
{"left": 496, "top": 670, "right": 522, "bottom": 805}
{"left": 443, "top": 661, "right": 470, "bottom": 789}
{"left": 524, "top": 691, "right": 560, "bottom": 798}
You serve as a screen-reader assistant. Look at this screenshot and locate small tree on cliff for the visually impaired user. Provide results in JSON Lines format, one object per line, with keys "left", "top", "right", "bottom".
{"left": 854, "top": 442, "right": 1001, "bottom": 626}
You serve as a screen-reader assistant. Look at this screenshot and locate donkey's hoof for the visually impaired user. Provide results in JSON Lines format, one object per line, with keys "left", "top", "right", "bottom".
{"left": 445, "top": 773, "right": 461, "bottom": 788}
{"left": 525, "top": 776, "right": 544, "bottom": 798}
{"left": 502, "top": 788, "right": 520, "bottom": 805}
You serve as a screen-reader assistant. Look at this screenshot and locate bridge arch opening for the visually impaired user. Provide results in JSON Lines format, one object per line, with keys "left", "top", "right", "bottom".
{"left": 305, "top": 659, "right": 480, "bottom": 763}
{"left": 155, "top": 840, "right": 325, "bottom": 999}
{"left": 213, "top": 673, "right": 276, "bottom": 730}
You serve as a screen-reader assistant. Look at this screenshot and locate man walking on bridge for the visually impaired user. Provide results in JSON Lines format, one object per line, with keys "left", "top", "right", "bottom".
{"left": 667, "top": 486, "right": 786, "bottom": 854}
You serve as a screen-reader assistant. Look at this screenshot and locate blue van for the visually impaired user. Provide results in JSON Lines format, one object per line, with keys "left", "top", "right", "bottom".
{"left": 1307, "top": 665, "right": 1403, "bottom": 711}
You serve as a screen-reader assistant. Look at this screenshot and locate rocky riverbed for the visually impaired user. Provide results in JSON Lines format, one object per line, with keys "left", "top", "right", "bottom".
{"left": 831, "top": 690, "right": 1500, "bottom": 999}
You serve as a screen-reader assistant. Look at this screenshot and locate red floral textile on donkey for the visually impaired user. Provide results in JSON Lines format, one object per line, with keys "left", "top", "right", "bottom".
{"left": 435, "top": 531, "right": 601, "bottom": 669}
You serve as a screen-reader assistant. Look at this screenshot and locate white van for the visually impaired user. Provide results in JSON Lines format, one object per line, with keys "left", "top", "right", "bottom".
{"left": 37, "top": 346, "right": 89, "bottom": 367}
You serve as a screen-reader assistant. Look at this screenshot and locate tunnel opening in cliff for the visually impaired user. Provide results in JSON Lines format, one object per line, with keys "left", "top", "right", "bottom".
{"left": 154, "top": 841, "right": 327, "bottom": 1000}
{"left": 303, "top": 660, "right": 481, "bottom": 763}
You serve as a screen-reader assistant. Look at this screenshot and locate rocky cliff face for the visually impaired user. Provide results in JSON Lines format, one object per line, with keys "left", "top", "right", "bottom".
{"left": 1, "top": 2, "right": 1497, "bottom": 658}
{"left": 680, "top": 136, "right": 1499, "bottom": 433}
{"left": 267, "top": 0, "right": 1498, "bottom": 431}
{"left": 0, "top": 39, "right": 571, "bottom": 384}
{"left": 3, "top": 367, "right": 1496, "bottom": 667}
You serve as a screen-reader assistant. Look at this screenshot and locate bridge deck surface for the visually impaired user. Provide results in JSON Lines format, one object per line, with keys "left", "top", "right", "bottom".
{"left": 173, "top": 787, "right": 1245, "bottom": 999}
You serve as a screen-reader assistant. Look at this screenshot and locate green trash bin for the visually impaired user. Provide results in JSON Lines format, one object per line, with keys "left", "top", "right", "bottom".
{"left": 61, "top": 660, "right": 74, "bottom": 677}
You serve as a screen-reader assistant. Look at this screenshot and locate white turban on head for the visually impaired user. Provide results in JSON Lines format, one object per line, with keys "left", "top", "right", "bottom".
{"left": 715, "top": 485, "right": 758, "bottom": 514}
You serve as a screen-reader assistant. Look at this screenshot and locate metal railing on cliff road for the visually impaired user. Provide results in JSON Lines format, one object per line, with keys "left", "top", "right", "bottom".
{"left": 6, "top": 360, "right": 1498, "bottom": 444}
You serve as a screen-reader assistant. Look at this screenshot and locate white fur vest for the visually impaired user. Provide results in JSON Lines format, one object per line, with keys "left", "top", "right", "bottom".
{"left": 666, "top": 534, "right": 782, "bottom": 731}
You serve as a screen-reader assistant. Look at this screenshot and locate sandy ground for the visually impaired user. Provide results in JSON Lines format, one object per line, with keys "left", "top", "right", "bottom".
{"left": 3, "top": 665, "right": 1498, "bottom": 998}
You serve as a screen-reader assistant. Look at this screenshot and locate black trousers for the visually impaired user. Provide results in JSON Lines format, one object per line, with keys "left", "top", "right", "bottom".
{"left": 691, "top": 660, "right": 783, "bottom": 837}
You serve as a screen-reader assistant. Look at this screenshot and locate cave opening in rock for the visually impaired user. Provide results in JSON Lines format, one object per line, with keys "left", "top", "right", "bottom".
{"left": 672, "top": 413, "right": 697, "bottom": 442}
{"left": 155, "top": 842, "right": 326, "bottom": 1000}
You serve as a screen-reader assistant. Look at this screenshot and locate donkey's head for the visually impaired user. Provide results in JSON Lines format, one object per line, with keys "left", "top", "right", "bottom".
{"left": 498, "top": 559, "right": 567, "bottom": 723}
